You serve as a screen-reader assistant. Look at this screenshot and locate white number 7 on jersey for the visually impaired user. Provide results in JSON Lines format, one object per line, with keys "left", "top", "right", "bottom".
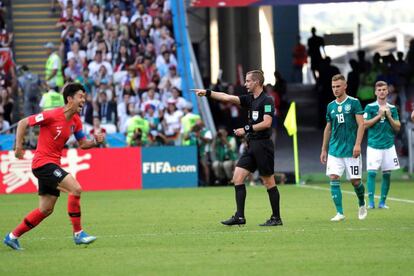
{"left": 336, "top": 113, "right": 344, "bottom": 123}
{"left": 54, "top": 129, "right": 62, "bottom": 140}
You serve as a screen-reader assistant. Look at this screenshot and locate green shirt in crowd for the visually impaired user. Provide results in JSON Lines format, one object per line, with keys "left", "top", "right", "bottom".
{"left": 45, "top": 52, "right": 64, "bottom": 88}
{"left": 181, "top": 113, "right": 201, "bottom": 146}
{"left": 215, "top": 136, "right": 237, "bottom": 161}
{"left": 41, "top": 90, "right": 64, "bottom": 110}
{"left": 126, "top": 115, "right": 150, "bottom": 146}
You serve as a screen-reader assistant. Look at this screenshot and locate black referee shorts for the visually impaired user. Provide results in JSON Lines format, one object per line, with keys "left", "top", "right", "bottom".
{"left": 236, "top": 139, "right": 274, "bottom": 176}
{"left": 32, "top": 163, "right": 69, "bottom": 197}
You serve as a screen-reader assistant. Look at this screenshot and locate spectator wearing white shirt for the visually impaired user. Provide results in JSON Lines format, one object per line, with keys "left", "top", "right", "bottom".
{"left": 162, "top": 99, "right": 183, "bottom": 145}
{"left": 149, "top": 17, "right": 163, "bottom": 51}
{"left": 163, "top": 0, "right": 171, "bottom": 12}
{"left": 86, "top": 30, "right": 104, "bottom": 61}
{"left": 105, "top": 7, "right": 129, "bottom": 28}
{"left": 130, "top": 3, "right": 153, "bottom": 30}
{"left": 83, "top": 3, "right": 105, "bottom": 29}
{"left": 158, "top": 64, "right": 181, "bottom": 91}
{"left": 64, "top": 57, "right": 82, "bottom": 82}
{"left": 58, "top": 0, "right": 81, "bottom": 10}
{"left": 67, "top": 41, "right": 87, "bottom": 67}
{"left": 140, "top": 85, "right": 163, "bottom": 117}
{"left": 96, "top": 39, "right": 112, "bottom": 62}
{"left": 117, "top": 91, "right": 135, "bottom": 133}
{"left": 156, "top": 50, "right": 177, "bottom": 78}
{"left": 56, "top": 5, "right": 81, "bottom": 29}
{"left": 88, "top": 50, "right": 113, "bottom": 79}
{"left": 141, "top": 82, "right": 160, "bottom": 102}
{"left": 153, "top": 27, "right": 174, "bottom": 55}
{"left": 170, "top": 87, "right": 187, "bottom": 111}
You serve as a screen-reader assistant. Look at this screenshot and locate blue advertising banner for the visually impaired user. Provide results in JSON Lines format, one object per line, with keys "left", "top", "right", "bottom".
{"left": 0, "top": 134, "right": 14, "bottom": 151}
{"left": 141, "top": 146, "right": 198, "bottom": 189}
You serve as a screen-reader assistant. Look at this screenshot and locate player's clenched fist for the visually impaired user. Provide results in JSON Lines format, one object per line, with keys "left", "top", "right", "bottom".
{"left": 14, "top": 147, "right": 24, "bottom": 159}
{"left": 94, "top": 133, "right": 105, "bottom": 145}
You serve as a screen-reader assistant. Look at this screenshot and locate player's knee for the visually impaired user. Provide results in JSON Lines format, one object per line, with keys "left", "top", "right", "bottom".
{"left": 40, "top": 206, "right": 54, "bottom": 216}
{"left": 232, "top": 175, "right": 243, "bottom": 184}
{"left": 329, "top": 175, "right": 340, "bottom": 180}
{"left": 232, "top": 167, "right": 250, "bottom": 184}
{"left": 73, "top": 186, "right": 82, "bottom": 196}
{"left": 261, "top": 176, "right": 276, "bottom": 189}
{"left": 351, "top": 179, "right": 361, "bottom": 186}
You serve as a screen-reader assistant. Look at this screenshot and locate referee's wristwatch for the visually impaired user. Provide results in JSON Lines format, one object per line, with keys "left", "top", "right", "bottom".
{"left": 244, "top": 124, "right": 253, "bottom": 133}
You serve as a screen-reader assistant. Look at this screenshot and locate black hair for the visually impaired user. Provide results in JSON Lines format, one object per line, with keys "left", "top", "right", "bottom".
{"left": 63, "top": 83, "right": 86, "bottom": 104}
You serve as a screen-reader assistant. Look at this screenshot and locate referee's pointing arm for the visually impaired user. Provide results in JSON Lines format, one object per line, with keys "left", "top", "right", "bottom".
{"left": 191, "top": 89, "right": 241, "bottom": 105}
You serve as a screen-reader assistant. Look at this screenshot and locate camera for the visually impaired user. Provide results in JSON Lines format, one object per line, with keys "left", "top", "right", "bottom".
{"left": 133, "top": 128, "right": 142, "bottom": 140}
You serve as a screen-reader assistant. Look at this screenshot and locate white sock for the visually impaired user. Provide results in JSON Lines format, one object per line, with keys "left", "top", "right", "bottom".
{"left": 9, "top": 232, "right": 17, "bottom": 239}
{"left": 74, "top": 230, "right": 83, "bottom": 236}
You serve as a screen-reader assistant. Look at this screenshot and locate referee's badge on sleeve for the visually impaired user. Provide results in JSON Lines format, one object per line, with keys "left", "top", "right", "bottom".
{"left": 252, "top": 111, "right": 259, "bottom": 121}
{"left": 35, "top": 113, "right": 44, "bottom": 123}
{"left": 265, "top": 105, "right": 271, "bottom": 112}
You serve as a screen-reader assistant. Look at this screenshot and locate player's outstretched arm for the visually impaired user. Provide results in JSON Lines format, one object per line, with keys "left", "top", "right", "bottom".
{"left": 191, "top": 89, "right": 240, "bottom": 105}
{"left": 320, "top": 122, "right": 331, "bottom": 164}
{"left": 14, "top": 118, "right": 29, "bottom": 159}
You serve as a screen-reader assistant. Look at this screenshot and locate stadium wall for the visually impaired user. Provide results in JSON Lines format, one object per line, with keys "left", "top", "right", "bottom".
{"left": 0, "top": 146, "right": 198, "bottom": 194}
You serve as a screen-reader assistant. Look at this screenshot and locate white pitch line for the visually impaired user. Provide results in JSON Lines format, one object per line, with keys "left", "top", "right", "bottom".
{"left": 18, "top": 226, "right": 414, "bottom": 242}
{"left": 299, "top": 184, "right": 414, "bottom": 204}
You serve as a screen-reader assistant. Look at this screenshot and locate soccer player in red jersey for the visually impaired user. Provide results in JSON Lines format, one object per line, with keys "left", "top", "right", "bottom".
{"left": 3, "top": 83, "right": 104, "bottom": 250}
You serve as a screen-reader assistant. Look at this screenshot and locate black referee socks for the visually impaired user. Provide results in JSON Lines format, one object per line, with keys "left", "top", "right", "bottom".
{"left": 267, "top": 186, "right": 281, "bottom": 219}
{"left": 235, "top": 184, "right": 246, "bottom": 218}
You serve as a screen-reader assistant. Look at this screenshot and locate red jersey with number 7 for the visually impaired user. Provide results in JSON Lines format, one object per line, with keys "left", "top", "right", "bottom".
{"left": 27, "top": 107, "right": 85, "bottom": 169}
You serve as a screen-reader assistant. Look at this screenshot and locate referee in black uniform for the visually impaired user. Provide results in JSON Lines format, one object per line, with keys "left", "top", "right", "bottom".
{"left": 192, "top": 70, "right": 282, "bottom": 226}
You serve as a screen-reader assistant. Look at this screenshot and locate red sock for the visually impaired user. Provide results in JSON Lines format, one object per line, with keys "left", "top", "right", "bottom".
{"left": 68, "top": 194, "right": 82, "bottom": 233}
{"left": 12, "top": 208, "right": 48, "bottom": 238}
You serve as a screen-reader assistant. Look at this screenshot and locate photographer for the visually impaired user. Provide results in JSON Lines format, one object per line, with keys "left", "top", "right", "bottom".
{"left": 212, "top": 127, "right": 237, "bottom": 185}
{"left": 125, "top": 106, "right": 149, "bottom": 146}
{"left": 132, "top": 127, "right": 144, "bottom": 147}
{"left": 184, "top": 122, "right": 213, "bottom": 186}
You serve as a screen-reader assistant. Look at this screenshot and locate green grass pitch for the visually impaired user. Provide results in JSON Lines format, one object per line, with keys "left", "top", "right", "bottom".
{"left": 1, "top": 182, "right": 413, "bottom": 275}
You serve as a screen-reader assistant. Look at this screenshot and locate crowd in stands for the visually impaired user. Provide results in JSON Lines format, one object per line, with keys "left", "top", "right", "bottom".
{"left": 0, "top": 0, "right": 15, "bottom": 134}
{"left": 49, "top": 0, "right": 197, "bottom": 148}
{"left": 13, "top": 0, "right": 205, "bottom": 149}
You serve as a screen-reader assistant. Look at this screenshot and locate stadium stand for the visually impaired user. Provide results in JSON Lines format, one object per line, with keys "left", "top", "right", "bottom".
{"left": 0, "top": 0, "right": 214, "bottom": 150}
